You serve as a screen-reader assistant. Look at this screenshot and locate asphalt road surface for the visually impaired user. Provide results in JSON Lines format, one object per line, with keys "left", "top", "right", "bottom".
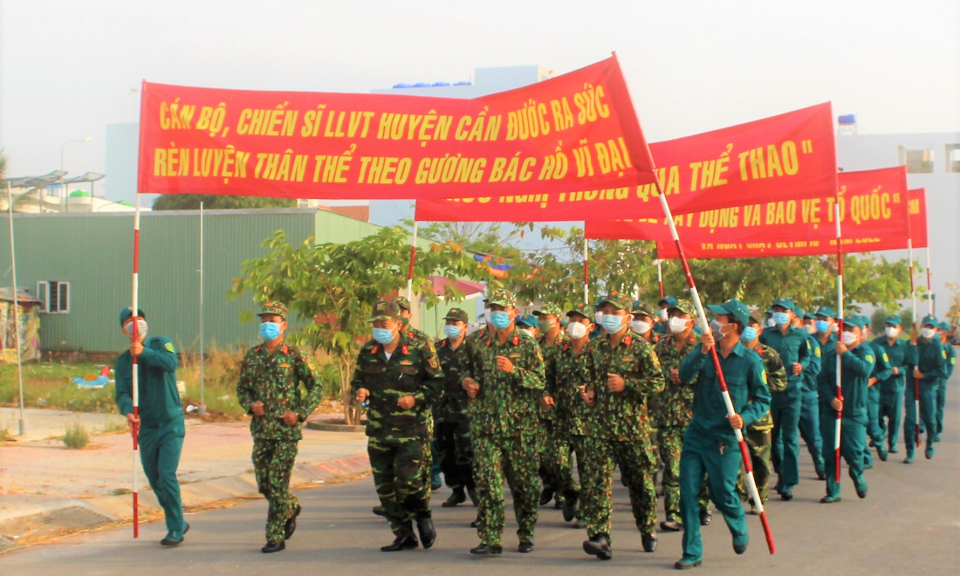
{"left": 5, "top": 380, "right": 959, "bottom": 575}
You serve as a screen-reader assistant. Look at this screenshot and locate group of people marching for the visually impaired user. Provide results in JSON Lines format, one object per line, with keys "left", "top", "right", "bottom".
{"left": 113, "top": 290, "right": 955, "bottom": 570}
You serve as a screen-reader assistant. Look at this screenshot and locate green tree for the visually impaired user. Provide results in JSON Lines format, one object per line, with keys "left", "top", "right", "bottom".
{"left": 228, "top": 226, "right": 489, "bottom": 424}
{"left": 153, "top": 194, "right": 296, "bottom": 210}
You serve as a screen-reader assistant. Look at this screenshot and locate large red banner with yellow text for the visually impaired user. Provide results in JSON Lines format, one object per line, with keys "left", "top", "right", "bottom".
{"left": 416, "top": 102, "right": 837, "bottom": 221}
{"left": 137, "top": 56, "right": 658, "bottom": 199}
{"left": 907, "top": 188, "right": 928, "bottom": 249}
{"left": 642, "top": 167, "right": 912, "bottom": 259}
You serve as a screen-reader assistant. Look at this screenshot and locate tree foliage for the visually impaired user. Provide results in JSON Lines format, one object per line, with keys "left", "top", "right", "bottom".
{"left": 153, "top": 194, "right": 296, "bottom": 210}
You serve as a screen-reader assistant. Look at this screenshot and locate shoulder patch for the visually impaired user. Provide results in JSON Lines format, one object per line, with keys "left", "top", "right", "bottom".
{"left": 762, "top": 370, "right": 768, "bottom": 384}
{"left": 164, "top": 342, "right": 175, "bottom": 353}
{"left": 865, "top": 355, "right": 874, "bottom": 363}
{"left": 815, "top": 347, "right": 821, "bottom": 357}
{"left": 428, "top": 355, "right": 439, "bottom": 370}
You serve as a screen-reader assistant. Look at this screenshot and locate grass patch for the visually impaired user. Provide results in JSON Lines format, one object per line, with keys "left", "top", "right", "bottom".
{"left": 101, "top": 419, "right": 127, "bottom": 434}
{"left": 62, "top": 422, "right": 90, "bottom": 449}
{"left": 0, "top": 426, "right": 13, "bottom": 442}
{"left": 0, "top": 362, "right": 118, "bottom": 413}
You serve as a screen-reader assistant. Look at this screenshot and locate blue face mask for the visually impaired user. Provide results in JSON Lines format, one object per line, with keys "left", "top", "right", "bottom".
{"left": 600, "top": 314, "right": 624, "bottom": 334}
{"left": 372, "top": 327, "right": 395, "bottom": 344}
{"left": 772, "top": 312, "right": 790, "bottom": 327}
{"left": 259, "top": 321, "right": 282, "bottom": 341}
{"left": 815, "top": 320, "right": 830, "bottom": 334}
{"left": 741, "top": 326, "right": 758, "bottom": 342}
{"left": 443, "top": 324, "right": 462, "bottom": 339}
{"left": 489, "top": 310, "right": 512, "bottom": 330}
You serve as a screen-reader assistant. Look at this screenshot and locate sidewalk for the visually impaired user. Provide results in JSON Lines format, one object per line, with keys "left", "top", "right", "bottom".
{"left": 0, "top": 408, "right": 370, "bottom": 549}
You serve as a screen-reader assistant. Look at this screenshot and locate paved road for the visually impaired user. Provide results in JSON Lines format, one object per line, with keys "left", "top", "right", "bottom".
{"left": 4, "top": 378, "right": 959, "bottom": 575}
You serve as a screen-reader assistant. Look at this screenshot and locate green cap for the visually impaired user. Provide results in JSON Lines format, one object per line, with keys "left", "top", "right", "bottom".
{"left": 792, "top": 305, "right": 804, "bottom": 318}
{"left": 859, "top": 315, "right": 870, "bottom": 328}
{"left": 597, "top": 291, "right": 633, "bottom": 311}
{"left": 772, "top": 297, "right": 795, "bottom": 311}
{"left": 444, "top": 307, "right": 469, "bottom": 323}
{"left": 369, "top": 300, "right": 401, "bottom": 322}
{"left": 884, "top": 315, "right": 902, "bottom": 327}
{"left": 921, "top": 314, "right": 938, "bottom": 328}
{"left": 814, "top": 305, "right": 836, "bottom": 319}
{"left": 394, "top": 296, "right": 412, "bottom": 311}
{"left": 487, "top": 289, "right": 517, "bottom": 308}
{"left": 517, "top": 315, "right": 538, "bottom": 329}
{"left": 658, "top": 295, "right": 679, "bottom": 307}
{"left": 668, "top": 299, "right": 697, "bottom": 318}
{"left": 534, "top": 303, "right": 563, "bottom": 317}
{"left": 567, "top": 302, "right": 593, "bottom": 320}
{"left": 940, "top": 321, "right": 950, "bottom": 332}
{"left": 119, "top": 307, "right": 146, "bottom": 326}
{"left": 842, "top": 315, "right": 864, "bottom": 329}
{"left": 803, "top": 312, "right": 817, "bottom": 321}
{"left": 706, "top": 298, "right": 750, "bottom": 327}
{"left": 258, "top": 301, "right": 287, "bottom": 319}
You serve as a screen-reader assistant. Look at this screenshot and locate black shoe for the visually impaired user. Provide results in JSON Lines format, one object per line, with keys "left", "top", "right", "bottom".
{"left": 372, "top": 505, "right": 386, "bottom": 517}
{"left": 816, "top": 469, "right": 827, "bottom": 481}
{"left": 561, "top": 495, "right": 579, "bottom": 522}
{"left": 381, "top": 529, "right": 419, "bottom": 552}
{"left": 642, "top": 533, "right": 658, "bottom": 552}
{"left": 582, "top": 535, "right": 612, "bottom": 560}
{"left": 442, "top": 488, "right": 466, "bottom": 508}
{"left": 733, "top": 542, "right": 747, "bottom": 555}
{"left": 700, "top": 509, "right": 712, "bottom": 526}
{"left": 470, "top": 517, "right": 478, "bottom": 528}
{"left": 675, "top": 559, "right": 702, "bottom": 570}
{"left": 518, "top": 540, "right": 534, "bottom": 553}
{"left": 160, "top": 523, "right": 189, "bottom": 547}
{"left": 660, "top": 520, "right": 682, "bottom": 532}
{"left": 261, "top": 541, "right": 285, "bottom": 553}
{"left": 780, "top": 491, "right": 794, "bottom": 501}
{"left": 539, "top": 487, "right": 555, "bottom": 507}
{"left": 467, "top": 487, "right": 478, "bottom": 506}
{"left": 284, "top": 505, "right": 301, "bottom": 540}
{"left": 820, "top": 495, "right": 841, "bottom": 503}
{"left": 416, "top": 518, "right": 436, "bottom": 549}
{"left": 470, "top": 543, "right": 502, "bottom": 555}
{"left": 554, "top": 499, "right": 562, "bottom": 509}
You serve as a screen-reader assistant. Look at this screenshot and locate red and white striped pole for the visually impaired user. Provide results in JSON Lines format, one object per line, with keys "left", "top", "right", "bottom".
{"left": 131, "top": 195, "right": 141, "bottom": 538}
{"left": 583, "top": 235, "right": 589, "bottom": 304}
{"left": 656, "top": 186, "right": 776, "bottom": 555}
{"left": 908, "top": 239, "right": 920, "bottom": 448}
{"left": 406, "top": 221, "right": 418, "bottom": 302}
{"left": 834, "top": 204, "right": 844, "bottom": 483}
{"left": 657, "top": 259, "right": 664, "bottom": 300}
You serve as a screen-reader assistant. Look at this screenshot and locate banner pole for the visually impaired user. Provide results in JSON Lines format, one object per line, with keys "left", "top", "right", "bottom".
{"left": 656, "top": 184, "right": 775, "bottom": 554}
{"left": 908, "top": 239, "right": 920, "bottom": 448}
{"left": 834, "top": 204, "right": 844, "bottom": 483}
{"left": 583, "top": 235, "right": 589, "bottom": 304}
{"left": 7, "top": 181, "right": 26, "bottom": 437}
{"left": 925, "top": 246, "right": 933, "bottom": 316}
{"left": 657, "top": 259, "right": 664, "bottom": 300}
{"left": 199, "top": 202, "right": 205, "bottom": 417}
{"left": 131, "top": 194, "right": 141, "bottom": 538}
{"left": 406, "top": 220, "right": 418, "bottom": 302}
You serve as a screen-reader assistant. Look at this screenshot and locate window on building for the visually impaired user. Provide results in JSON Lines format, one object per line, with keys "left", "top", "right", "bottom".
{"left": 898, "top": 146, "right": 935, "bottom": 173}
{"left": 947, "top": 144, "right": 960, "bottom": 173}
{"left": 37, "top": 281, "right": 71, "bottom": 313}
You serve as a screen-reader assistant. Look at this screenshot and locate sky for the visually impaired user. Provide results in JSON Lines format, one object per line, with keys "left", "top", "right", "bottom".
{"left": 1, "top": 0, "right": 958, "bottom": 195}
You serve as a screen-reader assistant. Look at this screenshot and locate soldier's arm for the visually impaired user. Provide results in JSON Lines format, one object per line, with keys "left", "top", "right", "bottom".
{"left": 349, "top": 351, "right": 367, "bottom": 395}
{"left": 765, "top": 349, "right": 788, "bottom": 393}
{"left": 741, "top": 356, "right": 772, "bottom": 428}
{"left": 623, "top": 342, "right": 665, "bottom": 397}
{"left": 841, "top": 347, "right": 875, "bottom": 378}
{"left": 678, "top": 346, "right": 707, "bottom": 384}
{"left": 235, "top": 352, "right": 257, "bottom": 414}
{"left": 115, "top": 354, "right": 133, "bottom": 416}
{"left": 295, "top": 352, "right": 323, "bottom": 422}
{"left": 138, "top": 337, "right": 179, "bottom": 372}
{"left": 806, "top": 341, "right": 822, "bottom": 378}
{"left": 511, "top": 341, "right": 545, "bottom": 391}
{"left": 415, "top": 341, "right": 444, "bottom": 406}
{"left": 871, "top": 351, "right": 893, "bottom": 382}
{"left": 922, "top": 343, "right": 948, "bottom": 380}
{"left": 796, "top": 336, "right": 811, "bottom": 370}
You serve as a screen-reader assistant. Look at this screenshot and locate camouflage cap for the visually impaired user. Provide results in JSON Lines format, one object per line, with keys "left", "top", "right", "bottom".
{"left": 533, "top": 303, "right": 563, "bottom": 317}
{"left": 667, "top": 299, "right": 697, "bottom": 318}
{"left": 567, "top": 302, "right": 594, "bottom": 320}
{"left": 369, "top": 300, "right": 401, "bottom": 322}
{"left": 394, "top": 296, "right": 412, "bottom": 311}
{"left": 631, "top": 300, "right": 658, "bottom": 317}
{"left": 258, "top": 301, "right": 287, "bottom": 319}
{"left": 597, "top": 291, "right": 633, "bottom": 311}
{"left": 119, "top": 307, "right": 146, "bottom": 326}
{"left": 487, "top": 288, "right": 517, "bottom": 307}
{"left": 444, "top": 307, "right": 469, "bottom": 323}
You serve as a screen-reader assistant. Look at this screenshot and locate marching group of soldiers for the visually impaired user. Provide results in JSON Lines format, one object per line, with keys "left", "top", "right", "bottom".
{"left": 113, "top": 288, "right": 956, "bottom": 569}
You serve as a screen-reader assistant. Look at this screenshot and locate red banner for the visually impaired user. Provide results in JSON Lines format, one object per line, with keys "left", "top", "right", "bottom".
{"left": 647, "top": 167, "right": 910, "bottom": 259}
{"left": 137, "top": 56, "right": 656, "bottom": 199}
{"left": 908, "top": 188, "right": 928, "bottom": 249}
{"left": 416, "top": 102, "right": 837, "bottom": 221}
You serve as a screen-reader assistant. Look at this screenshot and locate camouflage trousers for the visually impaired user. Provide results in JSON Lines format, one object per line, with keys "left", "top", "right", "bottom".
{"left": 540, "top": 421, "right": 579, "bottom": 503}
{"left": 368, "top": 435, "right": 432, "bottom": 532}
{"left": 736, "top": 427, "right": 773, "bottom": 503}
{"left": 659, "top": 425, "right": 710, "bottom": 521}
{"left": 580, "top": 435, "right": 658, "bottom": 543}
{"left": 252, "top": 438, "right": 299, "bottom": 543}
{"left": 436, "top": 420, "right": 474, "bottom": 490}
{"left": 473, "top": 432, "right": 541, "bottom": 547}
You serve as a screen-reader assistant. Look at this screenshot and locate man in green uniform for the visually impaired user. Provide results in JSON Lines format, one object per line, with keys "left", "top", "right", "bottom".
{"left": 580, "top": 292, "right": 664, "bottom": 560}
{"left": 935, "top": 321, "right": 956, "bottom": 442}
{"left": 862, "top": 328, "right": 892, "bottom": 467}
{"left": 435, "top": 307, "right": 476, "bottom": 509}
{"left": 631, "top": 300, "right": 661, "bottom": 343}
{"left": 736, "top": 316, "right": 787, "bottom": 513}
{"left": 352, "top": 300, "right": 443, "bottom": 551}
{"left": 874, "top": 316, "right": 911, "bottom": 454}
{"left": 905, "top": 316, "right": 948, "bottom": 461}
{"left": 236, "top": 302, "right": 322, "bottom": 553}
{"left": 674, "top": 299, "right": 771, "bottom": 570}
{"left": 115, "top": 307, "right": 187, "bottom": 547}
{"left": 759, "top": 297, "right": 810, "bottom": 500}
{"left": 462, "top": 289, "right": 545, "bottom": 555}
{"left": 818, "top": 315, "right": 874, "bottom": 503}
{"left": 654, "top": 296, "right": 679, "bottom": 336}
{"left": 797, "top": 310, "right": 825, "bottom": 479}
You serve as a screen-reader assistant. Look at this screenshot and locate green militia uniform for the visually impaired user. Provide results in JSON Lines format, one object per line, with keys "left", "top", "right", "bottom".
{"left": 582, "top": 330, "right": 664, "bottom": 544}
{"left": 736, "top": 344, "right": 787, "bottom": 503}
{"left": 862, "top": 342, "right": 891, "bottom": 466}
{"left": 435, "top": 336, "right": 474, "bottom": 493}
{"left": 935, "top": 325, "right": 955, "bottom": 441}
{"left": 540, "top": 329, "right": 578, "bottom": 507}
{"left": 237, "top": 342, "right": 322, "bottom": 544}
{"left": 905, "top": 325, "right": 947, "bottom": 459}
{"left": 351, "top": 332, "right": 443, "bottom": 533}
{"left": 463, "top": 328, "right": 545, "bottom": 548}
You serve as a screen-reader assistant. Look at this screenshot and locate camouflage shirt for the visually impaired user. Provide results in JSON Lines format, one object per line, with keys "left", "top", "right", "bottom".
{"left": 747, "top": 344, "right": 787, "bottom": 432}
{"left": 462, "top": 327, "right": 545, "bottom": 438}
{"left": 435, "top": 337, "right": 468, "bottom": 424}
{"left": 540, "top": 330, "right": 568, "bottom": 421}
{"left": 401, "top": 318, "right": 432, "bottom": 344}
{"left": 586, "top": 332, "right": 665, "bottom": 442}
{"left": 350, "top": 332, "right": 443, "bottom": 440}
{"left": 546, "top": 338, "right": 596, "bottom": 437}
{"left": 653, "top": 333, "right": 699, "bottom": 427}
{"left": 236, "top": 342, "right": 323, "bottom": 441}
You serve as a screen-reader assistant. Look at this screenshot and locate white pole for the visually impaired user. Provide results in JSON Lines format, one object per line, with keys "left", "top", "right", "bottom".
{"left": 131, "top": 194, "right": 141, "bottom": 538}
{"left": 908, "top": 238, "right": 920, "bottom": 448}
{"left": 199, "top": 203, "right": 205, "bottom": 417}
{"left": 7, "top": 182, "right": 26, "bottom": 436}
{"left": 834, "top": 204, "right": 844, "bottom": 482}
{"left": 583, "top": 235, "right": 589, "bottom": 304}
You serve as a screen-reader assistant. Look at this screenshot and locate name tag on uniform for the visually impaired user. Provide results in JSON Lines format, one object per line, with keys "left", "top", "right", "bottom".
{"left": 399, "top": 360, "right": 413, "bottom": 366}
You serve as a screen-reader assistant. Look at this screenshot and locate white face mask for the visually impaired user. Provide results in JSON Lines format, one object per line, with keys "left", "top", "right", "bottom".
{"left": 519, "top": 328, "right": 534, "bottom": 338}
{"left": 765, "top": 318, "right": 776, "bottom": 327}
{"left": 832, "top": 323, "right": 840, "bottom": 333}
{"left": 668, "top": 317, "right": 689, "bottom": 334}
{"left": 124, "top": 319, "right": 148, "bottom": 339}
{"left": 567, "top": 321, "right": 588, "bottom": 340}
{"left": 841, "top": 331, "right": 859, "bottom": 346}
{"left": 594, "top": 311, "right": 604, "bottom": 324}
{"left": 629, "top": 320, "right": 652, "bottom": 335}
{"left": 884, "top": 326, "right": 900, "bottom": 338}
{"left": 659, "top": 309, "right": 669, "bottom": 322}
{"left": 803, "top": 324, "right": 817, "bottom": 335}
{"left": 920, "top": 327, "right": 937, "bottom": 340}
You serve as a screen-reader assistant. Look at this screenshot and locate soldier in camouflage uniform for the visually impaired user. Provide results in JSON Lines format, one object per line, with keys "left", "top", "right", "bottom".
{"left": 434, "top": 307, "right": 476, "bottom": 510}
{"left": 630, "top": 300, "right": 661, "bottom": 344}
{"left": 462, "top": 289, "right": 545, "bottom": 555}
{"left": 352, "top": 300, "right": 443, "bottom": 551}
{"left": 236, "top": 302, "right": 322, "bottom": 553}
{"left": 736, "top": 316, "right": 788, "bottom": 511}
{"left": 534, "top": 303, "right": 577, "bottom": 517}
{"left": 580, "top": 293, "right": 665, "bottom": 560}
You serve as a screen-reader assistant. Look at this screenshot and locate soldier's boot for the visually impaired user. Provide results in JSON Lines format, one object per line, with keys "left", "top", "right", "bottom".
{"left": 284, "top": 505, "right": 301, "bottom": 540}
{"left": 372, "top": 505, "right": 386, "bottom": 517}
{"left": 416, "top": 518, "right": 436, "bottom": 549}
{"left": 539, "top": 486, "right": 555, "bottom": 507}
{"left": 381, "top": 524, "right": 419, "bottom": 552}
{"left": 642, "top": 532, "right": 658, "bottom": 553}
{"left": 561, "top": 492, "right": 579, "bottom": 522}
{"left": 699, "top": 508, "right": 712, "bottom": 526}
{"left": 925, "top": 440, "right": 935, "bottom": 460}
{"left": 470, "top": 516, "right": 479, "bottom": 528}
{"left": 442, "top": 487, "right": 466, "bottom": 508}
{"left": 582, "top": 535, "right": 612, "bottom": 560}
{"left": 261, "top": 541, "right": 285, "bottom": 553}
{"left": 470, "top": 543, "right": 503, "bottom": 555}
{"left": 518, "top": 540, "right": 534, "bottom": 553}
{"left": 467, "top": 487, "right": 478, "bottom": 506}
{"left": 660, "top": 519, "right": 682, "bottom": 531}
{"left": 855, "top": 476, "right": 868, "bottom": 499}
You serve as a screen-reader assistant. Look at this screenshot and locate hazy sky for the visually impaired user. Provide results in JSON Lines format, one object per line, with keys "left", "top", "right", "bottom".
{"left": 2, "top": 0, "right": 958, "bottom": 187}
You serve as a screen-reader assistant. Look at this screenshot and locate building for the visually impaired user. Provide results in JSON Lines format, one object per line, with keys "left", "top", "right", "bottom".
{"left": 836, "top": 131, "right": 960, "bottom": 315}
